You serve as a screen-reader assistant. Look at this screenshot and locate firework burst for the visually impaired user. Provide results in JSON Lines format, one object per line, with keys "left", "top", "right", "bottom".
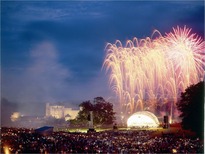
{"left": 103, "top": 26, "right": 205, "bottom": 117}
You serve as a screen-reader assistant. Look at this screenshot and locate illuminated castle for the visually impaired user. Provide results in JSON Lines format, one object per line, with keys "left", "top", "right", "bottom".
{"left": 45, "top": 103, "right": 79, "bottom": 121}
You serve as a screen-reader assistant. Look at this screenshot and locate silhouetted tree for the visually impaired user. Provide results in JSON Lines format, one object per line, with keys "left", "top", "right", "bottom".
{"left": 76, "top": 97, "right": 115, "bottom": 126}
{"left": 76, "top": 100, "right": 93, "bottom": 125}
{"left": 177, "top": 81, "right": 204, "bottom": 139}
{"left": 93, "top": 97, "right": 115, "bottom": 125}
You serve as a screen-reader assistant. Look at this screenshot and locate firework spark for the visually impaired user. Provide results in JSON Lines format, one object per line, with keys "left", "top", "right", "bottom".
{"left": 103, "top": 26, "right": 205, "bottom": 117}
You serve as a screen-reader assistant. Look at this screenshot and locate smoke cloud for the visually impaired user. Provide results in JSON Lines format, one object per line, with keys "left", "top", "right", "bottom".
{"left": 2, "top": 41, "right": 70, "bottom": 115}
{"left": 23, "top": 41, "right": 70, "bottom": 103}
{"left": 2, "top": 41, "right": 112, "bottom": 116}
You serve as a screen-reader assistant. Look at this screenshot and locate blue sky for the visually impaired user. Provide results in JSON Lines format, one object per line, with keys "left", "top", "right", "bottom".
{"left": 1, "top": 1, "right": 204, "bottom": 114}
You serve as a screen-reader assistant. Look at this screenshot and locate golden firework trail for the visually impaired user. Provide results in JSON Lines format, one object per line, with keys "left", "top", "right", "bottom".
{"left": 103, "top": 26, "right": 205, "bottom": 115}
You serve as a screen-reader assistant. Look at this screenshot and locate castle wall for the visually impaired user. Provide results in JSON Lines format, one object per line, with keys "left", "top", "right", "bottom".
{"left": 49, "top": 106, "right": 65, "bottom": 119}
{"left": 46, "top": 103, "right": 79, "bottom": 120}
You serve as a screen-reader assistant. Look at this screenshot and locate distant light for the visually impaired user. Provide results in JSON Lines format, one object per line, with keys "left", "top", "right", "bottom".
{"left": 127, "top": 111, "right": 159, "bottom": 127}
{"left": 4, "top": 146, "right": 10, "bottom": 154}
{"left": 172, "top": 149, "right": 177, "bottom": 153}
{"left": 10, "top": 112, "right": 20, "bottom": 122}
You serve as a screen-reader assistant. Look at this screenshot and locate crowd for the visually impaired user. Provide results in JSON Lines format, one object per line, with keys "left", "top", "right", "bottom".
{"left": 1, "top": 127, "right": 204, "bottom": 153}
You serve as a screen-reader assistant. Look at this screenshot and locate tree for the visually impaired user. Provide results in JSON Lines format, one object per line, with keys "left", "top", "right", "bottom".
{"left": 93, "top": 97, "right": 116, "bottom": 125}
{"left": 177, "top": 81, "right": 204, "bottom": 139}
{"left": 76, "top": 97, "right": 115, "bottom": 126}
{"left": 76, "top": 100, "right": 93, "bottom": 125}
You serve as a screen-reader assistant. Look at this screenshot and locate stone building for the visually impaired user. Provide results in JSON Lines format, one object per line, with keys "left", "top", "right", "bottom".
{"left": 45, "top": 103, "right": 79, "bottom": 121}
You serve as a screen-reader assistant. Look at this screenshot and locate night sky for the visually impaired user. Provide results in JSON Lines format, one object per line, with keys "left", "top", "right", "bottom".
{"left": 1, "top": 1, "right": 204, "bottom": 115}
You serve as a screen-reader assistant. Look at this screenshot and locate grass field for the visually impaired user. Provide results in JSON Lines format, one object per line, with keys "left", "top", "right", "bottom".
{"left": 54, "top": 125, "right": 198, "bottom": 140}
{"left": 55, "top": 126, "right": 179, "bottom": 133}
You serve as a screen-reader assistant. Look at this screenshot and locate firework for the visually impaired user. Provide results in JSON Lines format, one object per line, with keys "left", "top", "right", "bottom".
{"left": 103, "top": 26, "right": 205, "bottom": 117}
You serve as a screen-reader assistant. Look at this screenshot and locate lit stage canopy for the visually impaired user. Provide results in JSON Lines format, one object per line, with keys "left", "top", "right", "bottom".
{"left": 127, "top": 111, "right": 159, "bottom": 127}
